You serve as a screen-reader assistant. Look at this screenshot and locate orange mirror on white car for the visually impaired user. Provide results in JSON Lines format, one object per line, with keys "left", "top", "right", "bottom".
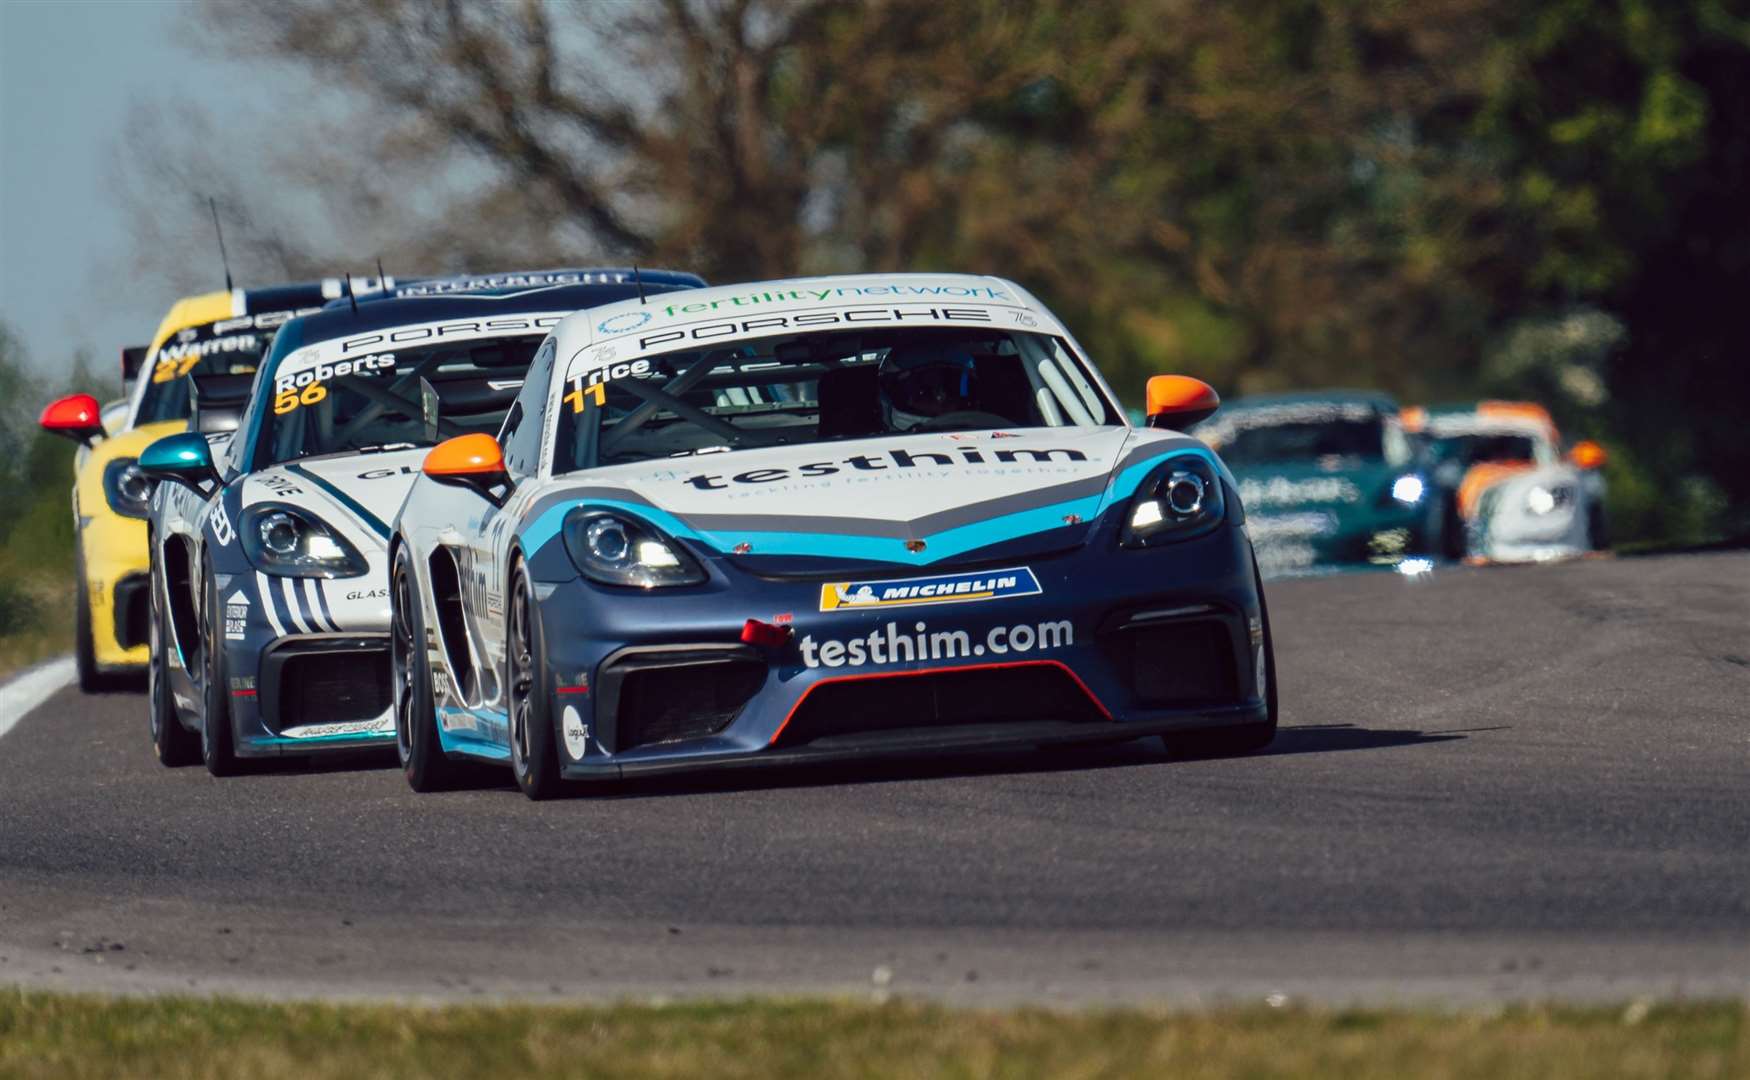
{"left": 423, "top": 433, "right": 509, "bottom": 505}
{"left": 1145, "top": 375, "right": 1220, "bottom": 430}
{"left": 1568, "top": 440, "right": 1608, "bottom": 470}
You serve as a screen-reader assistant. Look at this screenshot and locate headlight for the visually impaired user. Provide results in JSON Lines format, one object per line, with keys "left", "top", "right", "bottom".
{"left": 1120, "top": 455, "right": 1226, "bottom": 548}
{"left": 239, "top": 503, "right": 368, "bottom": 578}
{"left": 562, "top": 510, "right": 704, "bottom": 588}
{"left": 1389, "top": 474, "right": 1426, "bottom": 505}
{"left": 1525, "top": 484, "right": 1573, "bottom": 515}
{"left": 103, "top": 457, "right": 153, "bottom": 519}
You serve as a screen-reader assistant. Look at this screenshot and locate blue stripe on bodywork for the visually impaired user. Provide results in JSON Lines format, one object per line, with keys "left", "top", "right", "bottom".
{"left": 311, "top": 580, "right": 340, "bottom": 631}
{"left": 519, "top": 446, "right": 1221, "bottom": 566}
{"left": 265, "top": 572, "right": 297, "bottom": 631}
{"left": 286, "top": 578, "right": 317, "bottom": 631}
{"left": 285, "top": 463, "right": 392, "bottom": 539}
{"left": 436, "top": 706, "right": 512, "bottom": 759}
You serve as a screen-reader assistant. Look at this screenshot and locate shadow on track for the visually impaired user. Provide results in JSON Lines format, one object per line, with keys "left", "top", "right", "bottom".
{"left": 162, "top": 722, "right": 1479, "bottom": 793}
{"left": 1213, "top": 722, "right": 1479, "bottom": 761}
{"left": 568, "top": 722, "right": 1475, "bottom": 802}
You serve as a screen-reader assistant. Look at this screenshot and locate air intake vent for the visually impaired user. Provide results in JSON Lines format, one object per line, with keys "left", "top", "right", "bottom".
{"left": 1114, "top": 617, "right": 1240, "bottom": 707}
{"left": 606, "top": 649, "right": 767, "bottom": 752}
{"left": 777, "top": 663, "right": 1105, "bottom": 748}
{"left": 274, "top": 648, "right": 392, "bottom": 731}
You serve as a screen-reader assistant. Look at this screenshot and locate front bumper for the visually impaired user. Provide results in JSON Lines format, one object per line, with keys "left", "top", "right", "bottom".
{"left": 1248, "top": 503, "right": 1436, "bottom": 572}
{"left": 214, "top": 571, "right": 395, "bottom": 756}
{"left": 80, "top": 512, "right": 150, "bottom": 671}
{"left": 522, "top": 523, "right": 1269, "bottom": 782}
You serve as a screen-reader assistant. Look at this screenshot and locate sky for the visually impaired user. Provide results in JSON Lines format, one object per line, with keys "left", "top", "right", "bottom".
{"left": 0, "top": 0, "right": 277, "bottom": 380}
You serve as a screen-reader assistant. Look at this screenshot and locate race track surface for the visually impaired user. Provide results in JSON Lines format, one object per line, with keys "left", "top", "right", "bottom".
{"left": 2, "top": 552, "right": 1746, "bottom": 1005}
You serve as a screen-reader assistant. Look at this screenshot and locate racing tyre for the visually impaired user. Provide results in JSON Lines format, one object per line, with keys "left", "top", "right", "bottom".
{"left": 392, "top": 544, "right": 458, "bottom": 792}
{"left": 198, "top": 552, "right": 241, "bottom": 777}
{"left": 1441, "top": 493, "right": 1467, "bottom": 561}
{"left": 1164, "top": 566, "right": 1278, "bottom": 758}
{"left": 73, "top": 544, "right": 104, "bottom": 693}
{"left": 1588, "top": 504, "right": 1609, "bottom": 551}
{"left": 507, "top": 556, "right": 564, "bottom": 801}
{"left": 147, "top": 548, "right": 199, "bottom": 766}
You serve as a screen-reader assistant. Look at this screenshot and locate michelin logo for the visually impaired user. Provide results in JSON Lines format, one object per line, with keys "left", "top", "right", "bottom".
{"left": 819, "top": 567, "right": 1042, "bottom": 612}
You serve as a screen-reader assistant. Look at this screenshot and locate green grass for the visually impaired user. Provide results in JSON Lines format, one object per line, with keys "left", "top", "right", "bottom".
{"left": 0, "top": 993, "right": 1743, "bottom": 1079}
{"left": 0, "top": 472, "right": 77, "bottom": 682}
{"left": 0, "top": 577, "right": 71, "bottom": 683}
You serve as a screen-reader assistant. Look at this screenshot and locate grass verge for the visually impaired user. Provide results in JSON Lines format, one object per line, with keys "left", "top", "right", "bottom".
{"left": 0, "top": 577, "right": 71, "bottom": 683}
{"left": 0, "top": 992, "right": 1743, "bottom": 1079}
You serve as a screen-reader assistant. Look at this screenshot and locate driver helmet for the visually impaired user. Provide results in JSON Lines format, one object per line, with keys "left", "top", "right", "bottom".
{"left": 878, "top": 343, "right": 978, "bottom": 430}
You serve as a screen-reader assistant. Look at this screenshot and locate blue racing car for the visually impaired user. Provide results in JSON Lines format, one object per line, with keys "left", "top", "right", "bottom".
{"left": 389, "top": 273, "right": 1278, "bottom": 798}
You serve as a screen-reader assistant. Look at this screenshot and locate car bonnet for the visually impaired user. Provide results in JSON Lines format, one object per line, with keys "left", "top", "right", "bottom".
{"left": 519, "top": 426, "right": 1223, "bottom": 573}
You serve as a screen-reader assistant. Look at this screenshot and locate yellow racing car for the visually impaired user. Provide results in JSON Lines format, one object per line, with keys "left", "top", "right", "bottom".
{"left": 39, "top": 282, "right": 341, "bottom": 689}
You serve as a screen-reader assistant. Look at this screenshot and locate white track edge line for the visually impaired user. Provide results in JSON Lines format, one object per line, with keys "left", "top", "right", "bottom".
{"left": 0, "top": 655, "right": 77, "bottom": 740}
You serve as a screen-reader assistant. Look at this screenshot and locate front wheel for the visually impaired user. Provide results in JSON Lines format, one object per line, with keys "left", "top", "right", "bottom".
{"left": 392, "top": 544, "right": 457, "bottom": 792}
{"left": 198, "top": 553, "right": 241, "bottom": 777}
{"left": 73, "top": 544, "right": 104, "bottom": 693}
{"left": 147, "top": 550, "right": 198, "bottom": 767}
{"left": 507, "top": 557, "right": 563, "bottom": 801}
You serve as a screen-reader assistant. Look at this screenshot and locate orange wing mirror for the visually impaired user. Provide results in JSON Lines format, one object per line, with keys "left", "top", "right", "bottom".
{"left": 423, "top": 433, "right": 509, "bottom": 504}
{"left": 40, "top": 393, "right": 106, "bottom": 446}
{"left": 1145, "top": 375, "right": 1220, "bottom": 430}
{"left": 1568, "top": 440, "right": 1607, "bottom": 470}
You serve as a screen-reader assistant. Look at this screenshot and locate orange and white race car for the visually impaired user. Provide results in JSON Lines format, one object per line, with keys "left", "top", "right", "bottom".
{"left": 1404, "top": 401, "right": 1608, "bottom": 563}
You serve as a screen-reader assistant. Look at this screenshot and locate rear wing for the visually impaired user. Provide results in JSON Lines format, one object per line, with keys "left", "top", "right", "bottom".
{"left": 121, "top": 346, "right": 149, "bottom": 382}
{"left": 189, "top": 373, "right": 255, "bottom": 435}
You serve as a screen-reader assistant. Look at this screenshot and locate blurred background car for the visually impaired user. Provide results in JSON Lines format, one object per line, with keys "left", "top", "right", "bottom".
{"left": 1195, "top": 391, "right": 1460, "bottom": 575}
{"left": 1408, "top": 401, "right": 1608, "bottom": 563}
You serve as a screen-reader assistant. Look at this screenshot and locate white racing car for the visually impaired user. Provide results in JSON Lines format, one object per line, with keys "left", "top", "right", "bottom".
{"left": 1409, "top": 400, "right": 1609, "bottom": 563}
{"left": 388, "top": 273, "right": 1277, "bottom": 799}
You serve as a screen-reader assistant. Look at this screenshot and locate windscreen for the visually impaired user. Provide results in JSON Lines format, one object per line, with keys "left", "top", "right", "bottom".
{"left": 553, "top": 327, "right": 1121, "bottom": 474}
{"left": 135, "top": 321, "right": 276, "bottom": 426}
{"left": 1436, "top": 433, "right": 1540, "bottom": 466}
{"left": 1200, "top": 402, "right": 1412, "bottom": 467}
{"left": 258, "top": 336, "right": 542, "bottom": 466}
{"left": 1218, "top": 419, "right": 1385, "bottom": 464}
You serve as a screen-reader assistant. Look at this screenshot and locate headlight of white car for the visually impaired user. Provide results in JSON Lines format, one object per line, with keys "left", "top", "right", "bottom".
{"left": 1121, "top": 455, "right": 1226, "bottom": 548}
{"left": 563, "top": 509, "right": 705, "bottom": 588}
{"left": 239, "top": 503, "right": 369, "bottom": 578}
{"left": 1525, "top": 484, "right": 1574, "bottom": 515}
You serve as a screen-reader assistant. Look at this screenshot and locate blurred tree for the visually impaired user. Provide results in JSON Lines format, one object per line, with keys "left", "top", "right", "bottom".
{"left": 125, "top": 0, "right": 1749, "bottom": 542}
{"left": 0, "top": 323, "right": 40, "bottom": 501}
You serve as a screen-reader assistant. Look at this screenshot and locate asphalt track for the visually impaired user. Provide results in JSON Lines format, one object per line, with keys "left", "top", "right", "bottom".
{"left": 1, "top": 551, "right": 1745, "bottom": 1005}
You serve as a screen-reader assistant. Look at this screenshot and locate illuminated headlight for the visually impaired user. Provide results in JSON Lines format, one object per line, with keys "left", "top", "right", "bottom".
{"left": 1525, "top": 485, "right": 1573, "bottom": 515}
{"left": 1390, "top": 474, "right": 1426, "bottom": 505}
{"left": 103, "top": 457, "right": 153, "bottom": 519}
{"left": 563, "top": 509, "right": 704, "bottom": 588}
{"left": 240, "top": 503, "right": 368, "bottom": 578}
{"left": 1121, "top": 455, "right": 1226, "bottom": 548}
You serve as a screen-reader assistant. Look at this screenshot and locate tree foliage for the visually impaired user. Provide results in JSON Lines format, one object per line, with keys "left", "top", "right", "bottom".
{"left": 123, "top": 0, "right": 1750, "bottom": 540}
